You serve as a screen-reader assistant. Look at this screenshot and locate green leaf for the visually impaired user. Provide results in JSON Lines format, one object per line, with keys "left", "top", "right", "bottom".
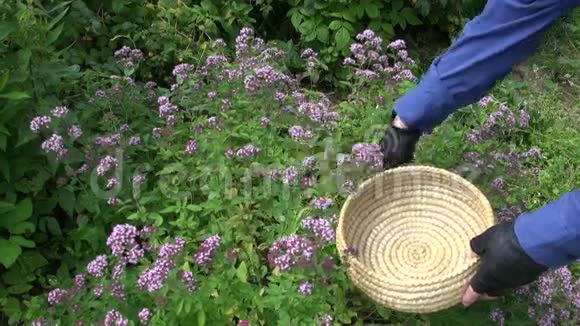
{"left": 316, "top": 25, "right": 329, "bottom": 43}
{"left": 401, "top": 8, "right": 422, "bottom": 25}
{"left": 329, "top": 20, "right": 342, "bottom": 30}
{"left": 6, "top": 222, "right": 35, "bottom": 235}
{"left": 392, "top": 0, "right": 404, "bottom": 11}
{"left": 2, "top": 297, "right": 20, "bottom": 318}
{"left": 0, "top": 198, "right": 32, "bottom": 227}
{"left": 10, "top": 236, "right": 35, "bottom": 248}
{"left": 45, "top": 217, "right": 62, "bottom": 236}
{"left": 0, "top": 134, "right": 7, "bottom": 151}
{"left": 298, "top": 20, "right": 314, "bottom": 34}
{"left": 0, "top": 70, "right": 9, "bottom": 91}
{"left": 0, "top": 24, "right": 13, "bottom": 42}
{"left": 290, "top": 12, "right": 303, "bottom": 29}
{"left": 365, "top": 4, "right": 380, "bottom": 18}
{"left": 236, "top": 261, "right": 248, "bottom": 283}
{"left": 7, "top": 283, "right": 33, "bottom": 294}
{"left": 112, "top": 1, "right": 124, "bottom": 13}
{"left": 47, "top": 6, "right": 70, "bottom": 30}
{"left": 186, "top": 204, "right": 202, "bottom": 212}
{"left": 0, "top": 92, "right": 30, "bottom": 100}
{"left": 58, "top": 188, "right": 75, "bottom": 217}
{"left": 18, "top": 251, "right": 48, "bottom": 272}
{"left": 197, "top": 309, "right": 206, "bottom": 326}
{"left": 335, "top": 27, "right": 350, "bottom": 50}
{"left": 46, "top": 23, "right": 65, "bottom": 46}
{"left": 0, "top": 238, "right": 21, "bottom": 268}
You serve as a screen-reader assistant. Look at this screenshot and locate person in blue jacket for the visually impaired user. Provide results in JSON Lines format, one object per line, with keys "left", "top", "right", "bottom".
{"left": 377, "top": 0, "right": 580, "bottom": 307}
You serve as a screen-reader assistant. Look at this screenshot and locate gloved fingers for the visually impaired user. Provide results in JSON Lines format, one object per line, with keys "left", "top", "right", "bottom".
{"left": 469, "top": 225, "right": 496, "bottom": 256}
{"left": 379, "top": 127, "right": 400, "bottom": 155}
{"left": 462, "top": 285, "right": 500, "bottom": 307}
{"left": 461, "top": 285, "right": 481, "bottom": 307}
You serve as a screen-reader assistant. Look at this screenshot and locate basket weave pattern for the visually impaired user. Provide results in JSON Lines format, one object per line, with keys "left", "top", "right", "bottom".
{"left": 336, "top": 165, "right": 496, "bottom": 313}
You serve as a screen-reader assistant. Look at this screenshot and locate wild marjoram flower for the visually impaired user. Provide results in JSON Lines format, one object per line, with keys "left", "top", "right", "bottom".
{"left": 87, "top": 255, "right": 108, "bottom": 278}
{"left": 30, "top": 115, "right": 51, "bottom": 132}
{"left": 267, "top": 235, "right": 314, "bottom": 271}
{"left": 344, "top": 29, "right": 416, "bottom": 84}
{"left": 192, "top": 235, "right": 221, "bottom": 267}
{"left": 311, "top": 197, "right": 334, "bottom": 210}
{"left": 137, "top": 237, "right": 186, "bottom": 292}
{"left": 41, "top": 133, "right": 68, "bottom": 159}
{"left": 302, "top": 217, "right": 335, "bottom": 243}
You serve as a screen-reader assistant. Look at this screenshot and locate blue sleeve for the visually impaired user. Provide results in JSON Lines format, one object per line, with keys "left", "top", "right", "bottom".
{"left": 514, "top": 189, "right": 580, "bottom": 268}
{"left": 393, "top": 0, "right": 580, "bottom": 133}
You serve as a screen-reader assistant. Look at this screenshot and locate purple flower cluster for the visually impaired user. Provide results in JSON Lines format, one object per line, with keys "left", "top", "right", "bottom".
{"left": 298, "top": 281, "right": 313, "bottom": 295}
{"left": 95, "top": 133, "right": 121, "bottom": 147}
{"left": 51, "top": 105, "right": 69, "bottom": 118}
{"left": 41, "top": 133, "right": 68, "bottom": 159}
{"left": 206, "top": 55, "right": 229, "bottom": 68}
{"left": 302, "top": 176, "right": 315, "bottom": 188}
{"left": 87, "top": 255, "right": 108, "bottom": 277}
{"left": 104, "top": 309, "right": 128, "bottom": 326}
{"left": 30, "top": 115, "right": 51, "bottom": 132}
{"left": 311, "top": 197, "right": 334, "bottom": 210}
{"left": 302, "top": 156, "right": 316, "bottom": 169}
{"left": 68, "top": 125, "right": 83, "bottom": 140}
{"left": 173, "top": 63, "right": 196, "bottom": 82}
{"left": 133, "top": 174, "right": 146, "bottom": 185}
{"left": 48, "top": 288, "right": 68, "bottom": 305}
{"left": 267, "top": 235, "right": 314, "bottom": 271}
{"left": 107, "top": 197, "right": 120, "bottom": 206}
{"left": 296, "top": 97, "right": 340, "bottom": 127}
{"left": 489, "top": 308, "right": 505, "bottom": 326}
{"left": 319, "top": 314, "right": 333, "bottom": 326}
{"left": 75, "top": 273, "right": 86, "bottom": 288}
{"left": 97, "top": 155, "right": 118, "bottom": 176}
{"left": 282, "top": 166, "right": 299, "bottom": 185}
{"left": 233, "top": 144, "right": 261, "bottom": 159}
{"left": 479, "top": 95, "right": 492, "bottom": 107}
{"left": 94, "top": 285, "right": 104, "bottom": 298}
{"left": 212, "top": 38, "right": 227, "bottom": 48}
{"left": 114, "top": 46, "right": 144, "bottom": 69}
{"left": 302, "top": 217, "right": 335, "bottom": 242}
{"left": 127, "top": 135, "right": 141, "bottom": 146}
{"left": 235, "top": 27, "right": 255, "bottom": 58}
{"left": 288, "top": 125, "right": 313, "bottom": 140}
{"left": 157, "top": 96, "right": 179, "bottom": 127}
{"left": 352, "top": 143, "right": 383, "bottom": 169}
{"left": 139, "top": 308, "right": 152, "bottom": 323}
{"left": 301, "top": 48, "right": 318, "bottom": 69}
{"left": 513, "top": 266, "right": 580, "bottom": 325}
{"left": 181, "top": 271, "right": 197, "bottom": 292}
{"left": 185, "top": 139, "right": 198, "bottom": 154}
{"left": 343, "top": 29, "right": 415, "bottom": 83}
{"left": 137, "top": 237, "right": 186, "bottom": 292}
{"left": 261, "top": 116, "right": 270, "bottom": 126}
{"left": 467, "top": 104, "right": 524, "bottom": 143}
{"left": 106, "top": 224, "right": 145, "bottom": 264}
{"left": 106, "top": 176, "right": 119, "bottom": 189}
{"left": 193, "top": 235, "right": 221, "bottom": 267}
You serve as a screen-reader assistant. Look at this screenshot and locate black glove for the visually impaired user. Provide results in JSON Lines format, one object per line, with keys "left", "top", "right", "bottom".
{"left": 469, "top": 220, "right": 548, "bottom": 297}
{"left": 379, "top": 115, "right": 422, "bottom": 170}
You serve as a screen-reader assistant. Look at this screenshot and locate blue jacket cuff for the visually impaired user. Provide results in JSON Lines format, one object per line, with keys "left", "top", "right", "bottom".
{"left": 514, "top": 189, "right": 580, "bottom": 268}
{"left": 393, "top": 64, "right": 457, "bottom": 133}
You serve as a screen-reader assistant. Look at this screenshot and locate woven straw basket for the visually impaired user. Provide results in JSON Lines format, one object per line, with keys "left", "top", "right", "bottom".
{"left": 336, "top": 165, "right": 496, "bottom": 313}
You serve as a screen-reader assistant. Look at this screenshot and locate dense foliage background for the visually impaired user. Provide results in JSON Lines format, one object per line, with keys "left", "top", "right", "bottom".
{"left": 0, "top": 0, "right": 578, "bottom": 325}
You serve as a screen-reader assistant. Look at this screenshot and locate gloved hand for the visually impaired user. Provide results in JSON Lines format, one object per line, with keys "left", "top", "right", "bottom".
{"left": 462, "top": 220, "right": 549, "bottom": 306}
{"left": 379, "top": 114, "right": 422, "bottom": 169}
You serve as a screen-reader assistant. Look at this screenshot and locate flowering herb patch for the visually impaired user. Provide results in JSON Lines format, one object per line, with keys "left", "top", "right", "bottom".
{"left": 23, "top": 27, "right": 579, "bottom": 325}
